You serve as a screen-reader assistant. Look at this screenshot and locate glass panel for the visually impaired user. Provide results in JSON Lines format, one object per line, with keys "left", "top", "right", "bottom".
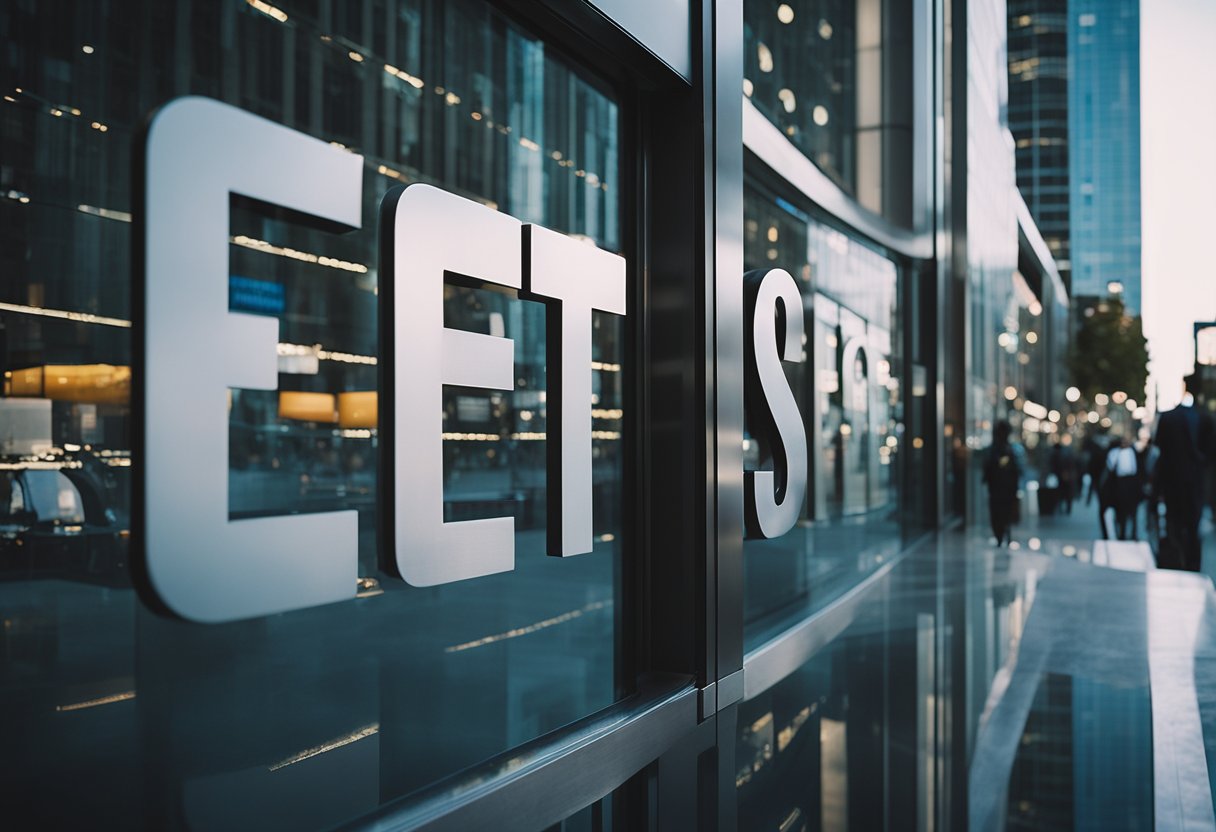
{"left": 743, "top": 0, "right": 916, "bottom": 226}
{"left": 734, "top": 523, "right": 1046, "bottom": 832}
{"left": 735, "top": 565, "right": 947, "bottom": 832}
{"left": 742, "top": 182, "right": 905, "bottom": 649}
{"left": 745, "top": 0, "right": 859, "bottom": 191}
{"left": 0, "top": 1, "right": 625, "bottom": 829}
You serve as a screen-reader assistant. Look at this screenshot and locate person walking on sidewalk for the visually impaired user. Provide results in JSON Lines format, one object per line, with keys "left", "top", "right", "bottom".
{"left": 1153, "top": 374, "right": 1214, "bottom": 570}
{"left": 1142, "top": 438, "right": 1162, "bottom": 538}
{"left": 983, "top": 421, "right": 1021, "bottom": 546}
{"left": 1048, "top": 439, "right": 1078, "bottom": 515}
{"left": 1103, "top": 433, "right": 1142, "bottom": 541}
{"left": 1083, "top": 434, "right": 1109, "bottom": 505}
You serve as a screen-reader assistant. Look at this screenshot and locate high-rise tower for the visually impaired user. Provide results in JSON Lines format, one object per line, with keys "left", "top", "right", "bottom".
{"left": 1069, "top": 0, "right": 1142, "bottom": 313}
{"left": 1008, "top": 0, "right": 1142, "bottom": 314}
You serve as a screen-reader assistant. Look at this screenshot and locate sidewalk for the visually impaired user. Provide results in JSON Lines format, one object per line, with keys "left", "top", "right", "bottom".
{"left": 966, "top": 493, "right": 1216, "bottom": 830}
{"left": 1002, "top": 492, "right": 1216, "bottom": 578}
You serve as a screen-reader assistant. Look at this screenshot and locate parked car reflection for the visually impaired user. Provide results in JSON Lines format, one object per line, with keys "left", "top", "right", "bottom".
{"left": 0, "top": 450, "right": 129, "bottom": 585}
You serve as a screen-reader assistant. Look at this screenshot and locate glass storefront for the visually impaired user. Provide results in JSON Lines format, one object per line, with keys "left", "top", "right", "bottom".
{"left": 742, "top": 182, "right": 915, "bottom": 648}
{"left": 1, "top": 1, "right": 626, "bottom": 828}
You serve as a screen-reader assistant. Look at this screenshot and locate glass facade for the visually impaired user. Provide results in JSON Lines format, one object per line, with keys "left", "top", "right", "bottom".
{"left": 1, "top": 1, "right": 625, "bottom": 828}
{"left": 963, "top": 0, "right": 1021, "bottom": 521}
{"left": 743, "top": 0, "right": 917, "bottom": 227}
{"left": 735, "top": 576, "right": 938, "bottom": 832}
{"left": 0, "top": 1, "right": 1110, "bottom": 831}
{"left": 742, "top": 182, "right": 921, "bottom": 647}
{"left": 1067, "top": 0, "right": 1141, "bottom": 312}
{"left": 735, "top": 541, "right": 1038, "bottom": 832}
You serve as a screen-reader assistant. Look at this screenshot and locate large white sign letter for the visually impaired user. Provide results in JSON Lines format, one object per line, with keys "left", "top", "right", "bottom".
{"left": 525, "top": 225, "right": 626, "bottom": 557}
{"left": 382, "top": 184, "right": 521, "bottom": 586}
{"left": 143, "top": 97, "right": 362, "bottom": 622}
{"left": 743, "top": 268, "right": 807, "bottom": 539}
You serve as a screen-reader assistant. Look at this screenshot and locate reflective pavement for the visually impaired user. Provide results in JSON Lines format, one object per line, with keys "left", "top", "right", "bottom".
{"left": 733, "top": 501, "right": 1216, "bottom": 831}
{"left": 961, "top": 505, "right": 1216, "bottom": 830}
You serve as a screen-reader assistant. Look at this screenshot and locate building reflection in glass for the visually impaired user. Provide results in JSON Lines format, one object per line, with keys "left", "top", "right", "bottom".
{"left": 731, "top": 541, "right": 1144, "bottom": 832}
{"left": 743, "top": 0, "right": 916, "bottom": 227}
{"left": 0, "top": 1, "right": 625, "bottom": 828}
{"left": 736, "top": 546, "right": 952, "bottom": 831}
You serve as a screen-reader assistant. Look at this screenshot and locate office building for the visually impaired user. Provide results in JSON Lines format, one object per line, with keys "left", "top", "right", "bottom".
{"left": 1008, "top": 0, "right": 1072, "bottom": 288}
{"left": 1068, "top": 0, "right": 1142, "bottom": 312}
{"left": 1, "top": 1, "right": 1143, "bottom": 830}
{"left": 1007, "top": 0, "right": 1142, "bottom": 314}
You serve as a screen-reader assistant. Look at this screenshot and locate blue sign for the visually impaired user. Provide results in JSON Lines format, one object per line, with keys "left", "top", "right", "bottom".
{"left": 229, "top": 275, "right": 286, "bottom": 315}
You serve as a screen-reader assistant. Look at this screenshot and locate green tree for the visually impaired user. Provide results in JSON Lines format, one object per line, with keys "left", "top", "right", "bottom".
{"left": 1069, "top": 298, "right": 1149, "bottom": 401}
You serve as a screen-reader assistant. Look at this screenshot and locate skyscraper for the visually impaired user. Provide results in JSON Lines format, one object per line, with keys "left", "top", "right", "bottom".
{"left": 1008, "top": 0, "right": 1142, "bottom": 314}
{"left": 1008, "top": 1, "right": 1072, "bottom": 289}
{"left": 1069, "top": 0, "right": 1142, "bottom": 313}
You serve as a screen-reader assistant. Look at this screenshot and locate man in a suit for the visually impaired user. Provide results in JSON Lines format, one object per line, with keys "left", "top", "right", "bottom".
{"left": 1152, "top": 373, "right": 1215, "bottom": 570}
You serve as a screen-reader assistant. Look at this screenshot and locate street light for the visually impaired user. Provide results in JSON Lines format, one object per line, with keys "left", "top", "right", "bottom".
{"left": 1065, "top": 386, "right": 1080, "bottom": 403}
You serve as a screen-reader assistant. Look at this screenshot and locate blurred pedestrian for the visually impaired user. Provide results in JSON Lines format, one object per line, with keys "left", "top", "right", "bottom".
{"left": 1083, "top": 434, "right": 1109, "bottom": 505}
{"left": 983, "top": 421, "right": 1021, "bottom": 546}
{"left": 1048, "top": 439, "right": 1078, "bottom": 515}
{"left": 1142, "top": 438, "right": 1161, "bottom": 538}
{"left": 1103, "top": 433, "right": 1142, "bottom": 541}
{"left": 1153, "top": 374, "right": 1215, "bottom": 570}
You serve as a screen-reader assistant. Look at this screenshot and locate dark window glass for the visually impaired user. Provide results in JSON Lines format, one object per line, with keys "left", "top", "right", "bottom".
{"left": 0, "top": 1, "right": 626, "bottom": 828}
{"left": 742, "top": 182, "right": 910, "bottom": 649}
{"left": 744, "top": 0, "right": 916, "bottom": 227}
{"left": 735, "top": 559, "right": 949, "bottom": 832}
